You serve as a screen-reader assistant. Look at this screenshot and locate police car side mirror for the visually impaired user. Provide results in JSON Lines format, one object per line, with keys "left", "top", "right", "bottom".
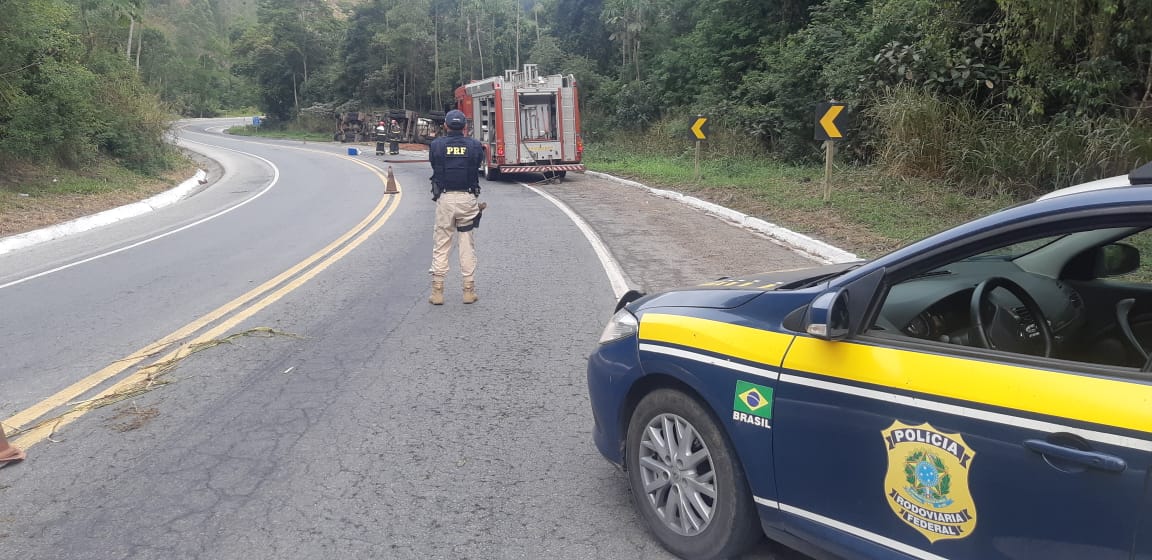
{"left": 1094, "top": 243, "right": 1140, "bottom": 278}
{"left": 806, "top": 289, "right": 851, "bottom": 340}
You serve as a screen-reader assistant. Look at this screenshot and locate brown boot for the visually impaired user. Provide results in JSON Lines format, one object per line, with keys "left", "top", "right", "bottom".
{"left": 429, "top": 279, "right": 445, "bottom": 305}
{"left": 463, "top": 280, "right": 478, "bottom": 304}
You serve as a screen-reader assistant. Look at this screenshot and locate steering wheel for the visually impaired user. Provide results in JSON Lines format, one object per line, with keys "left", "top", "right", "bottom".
{"left": 969, "top": 276, "right": 1053, "bottom": 357}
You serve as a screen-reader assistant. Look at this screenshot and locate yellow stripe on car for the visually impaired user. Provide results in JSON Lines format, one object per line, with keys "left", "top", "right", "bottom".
{"left": 784, "top": 337, "right": 1152, "bottom": 433}
{"left": 639, "top": 313, "right": 794, "bottom": 368}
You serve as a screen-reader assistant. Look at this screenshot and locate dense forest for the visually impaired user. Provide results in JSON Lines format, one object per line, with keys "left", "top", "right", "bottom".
{"left": 3, "top": 0, "right": 1152, "bottom": 194}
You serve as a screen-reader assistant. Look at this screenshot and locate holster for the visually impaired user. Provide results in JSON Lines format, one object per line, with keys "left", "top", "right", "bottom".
{"left": 458, "top": 202, "right": 486, "bottom": 232}
{"left": 430, "top": 178, "right": 443, "bottom": 201}
{"left": 473, "top": 202, "right": 486, "bottom": 229}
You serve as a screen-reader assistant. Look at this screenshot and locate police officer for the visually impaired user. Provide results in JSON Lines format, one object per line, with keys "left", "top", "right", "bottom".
{"left": 428, "top": 109, "right": 485, "bottom": 305}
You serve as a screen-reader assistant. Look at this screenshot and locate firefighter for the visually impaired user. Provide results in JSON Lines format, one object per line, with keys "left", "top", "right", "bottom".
{"left": 388, "top": 119, "right": 402, "bottom": 155}
{"left": 428, "top": 109, "right": 485, "bottom": 305}
{"left": 375, "top": 121, "right": 388, "bottom": 155}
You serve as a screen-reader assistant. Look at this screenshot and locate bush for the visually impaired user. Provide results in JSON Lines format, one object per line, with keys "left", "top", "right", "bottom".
{"left": 91, "top": 64, "right": 177, "bottom": 174}
{"left": 1, "top": 60, "right": 102, "bottom": 167}
{"left": 869, "top": 86, "right": 1152, "bottom": 197}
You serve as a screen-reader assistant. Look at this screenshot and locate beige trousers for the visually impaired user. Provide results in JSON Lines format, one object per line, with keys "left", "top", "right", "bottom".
{"left": 431, "top": 191, "right": 480, "bottom": 280}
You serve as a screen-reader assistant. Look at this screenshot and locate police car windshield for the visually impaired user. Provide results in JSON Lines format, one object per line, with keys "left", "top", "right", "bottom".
{"left": 964, "top": 235, "right": 1066, "bottom": 261}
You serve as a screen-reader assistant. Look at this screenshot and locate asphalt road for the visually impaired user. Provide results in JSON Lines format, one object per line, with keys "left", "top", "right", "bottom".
{"left": 0, "top": 119, "right": 821, "bottom": 559}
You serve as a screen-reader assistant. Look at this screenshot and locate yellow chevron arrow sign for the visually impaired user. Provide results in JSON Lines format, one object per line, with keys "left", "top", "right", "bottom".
{"left": 814, "top": 102, "right": 848, "bottom": 141}
{"left": 820, "top": 106, "right": 844, "bottom": 137}
{"left": 690, "top": 116, "right": 709, "bottom": 141}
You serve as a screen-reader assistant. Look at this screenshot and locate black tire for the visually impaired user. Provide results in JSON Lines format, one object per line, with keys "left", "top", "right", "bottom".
{"left": 482, "top": 160, "right": 501, "bottom": 181}
{"left": 625, "top": 389, "right": 761, "bottom": 560}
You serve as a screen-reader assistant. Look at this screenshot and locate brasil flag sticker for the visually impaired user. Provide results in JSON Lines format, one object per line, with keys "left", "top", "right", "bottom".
{"left": 733, "top": 380, "right": 773, "bottom": 420}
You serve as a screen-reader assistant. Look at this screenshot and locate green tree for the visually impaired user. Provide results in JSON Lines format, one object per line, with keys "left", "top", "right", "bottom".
{"left": 553, "top": 0, "right": 615, "bottom": 73}
{"left": 233, "top": 0, "right": 341, "bottom": 120}
{"left": 997, "top": 0, "right": 1152, "bottom": 118}
{"left": 1, "top": 0, "right": 171, "bottom": 171}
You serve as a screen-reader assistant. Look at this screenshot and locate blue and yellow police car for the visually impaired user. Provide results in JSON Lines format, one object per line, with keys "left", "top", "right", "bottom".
{"left": 587, "top": 162, "right": 1152, "bottom": 560}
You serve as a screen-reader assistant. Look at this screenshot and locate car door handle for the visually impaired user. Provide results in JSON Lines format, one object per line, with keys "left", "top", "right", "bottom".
{"left": 1023, "top": 439, "right": 1127, "bottom": 473}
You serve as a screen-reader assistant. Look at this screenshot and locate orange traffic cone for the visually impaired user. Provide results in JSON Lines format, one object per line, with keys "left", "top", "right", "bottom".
{"left": 385, "top": 166, "right": 399, "bottom": 194}
{"left": 0, "top": 425, "right": 25, "bottom": 466}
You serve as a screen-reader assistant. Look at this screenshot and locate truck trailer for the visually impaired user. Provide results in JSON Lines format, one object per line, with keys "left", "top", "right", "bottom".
{"left": 454, "top": 64, "right": 584, "bottom": 180}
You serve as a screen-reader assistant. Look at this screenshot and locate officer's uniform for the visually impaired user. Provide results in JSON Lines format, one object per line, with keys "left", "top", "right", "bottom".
{"left": 428, "top": 110, "right": 485, "bottom": 305}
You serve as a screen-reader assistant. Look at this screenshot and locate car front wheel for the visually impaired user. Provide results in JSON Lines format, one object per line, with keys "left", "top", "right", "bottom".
{"left": 625, "top": 389, "right": 761, "bottom": 560}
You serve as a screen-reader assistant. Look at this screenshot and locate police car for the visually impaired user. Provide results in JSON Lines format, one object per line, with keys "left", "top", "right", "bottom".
{"left": 587, "top": 161, "right": 1152, "bottom": 560}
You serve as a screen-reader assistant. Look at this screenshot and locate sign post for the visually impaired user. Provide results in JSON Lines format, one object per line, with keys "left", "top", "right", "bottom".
{"left": 814, "top": 102, "right": 848, "bottom": 203}
{"left": 695, "top": 141, "right": 702, "bottom": 182}
{"left": 689, "top": 115, "right": 709, "bottom": 182}
{"left": 823, "top": 141, "right": 836, "bottom": 202}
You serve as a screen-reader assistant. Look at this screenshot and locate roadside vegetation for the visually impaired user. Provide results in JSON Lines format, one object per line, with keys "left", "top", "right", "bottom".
{"left": 0, "top": 157, "right": 196, "bottom": 238}
{"left": 226, "top": 125, "right": 332, "bottom": 143}
{"left": 585, "top": 129, "right": 1015, "bottom": 257}
{"left": 2, "top": 0, "right": 1151, "bottom": 257}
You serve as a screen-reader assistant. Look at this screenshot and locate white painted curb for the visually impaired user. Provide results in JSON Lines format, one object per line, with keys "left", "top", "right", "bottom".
{"left": 0, "top": 169, "right": 207, "bottom": 256}
{"left": 585, "top": 171, "right": 860, "bottom": 265}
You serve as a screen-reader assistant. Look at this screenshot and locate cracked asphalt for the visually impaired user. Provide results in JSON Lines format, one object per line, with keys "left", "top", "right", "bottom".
{"left": 0, "top": 148, "right": 818, "bottom": 559}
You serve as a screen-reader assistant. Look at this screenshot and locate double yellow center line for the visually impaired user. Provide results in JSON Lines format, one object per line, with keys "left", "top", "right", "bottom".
{"left": 4, "top": 151, "right": 403, "bottom": 451}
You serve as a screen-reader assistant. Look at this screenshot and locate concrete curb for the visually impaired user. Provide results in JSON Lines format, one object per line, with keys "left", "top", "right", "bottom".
{"left": 0, "top": 169, "right": 208, "bottom": 256}
{"left": 584, "top": 171, "right": 860, "bottom": 265}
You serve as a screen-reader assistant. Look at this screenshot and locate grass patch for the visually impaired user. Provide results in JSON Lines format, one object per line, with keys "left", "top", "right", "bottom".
{"left": 216, "top": 107, "right": 263, "bottom": 118}
{"left": 0, "top": 154, "right": 190, "bottom": 199}
{"left": 0, "top": 153, "right": 197, "bottom": 238}
{"left": 584, "top": 143, "right": 1016, "bottom": 258}
{"left": 225, "top": 125, "right": 333, "bottom": 142}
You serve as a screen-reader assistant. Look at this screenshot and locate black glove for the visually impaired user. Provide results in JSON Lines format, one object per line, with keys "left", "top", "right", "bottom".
{"left": 430, "top": 178, "right": 442, "bottom": 201}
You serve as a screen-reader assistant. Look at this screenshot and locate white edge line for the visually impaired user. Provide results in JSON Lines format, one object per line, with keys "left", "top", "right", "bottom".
{"left": 585, "top": 170, "right": 861, "bottom": 265}
{"left": 780, "top": 373, "right": 1152, "bottom": 452}
{"left": 522, "top": 182, "right": 631, "bottom": 299}
{"left": 0, "top": 141, "right": 279, "bottom": 291}
{"left": 638, "top": 342, "right": 779, "bottom": 380}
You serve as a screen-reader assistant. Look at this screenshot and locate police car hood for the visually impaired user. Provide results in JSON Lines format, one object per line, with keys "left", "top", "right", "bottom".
{"left": 633, "top": 263, "right": 859, "bottom": 310}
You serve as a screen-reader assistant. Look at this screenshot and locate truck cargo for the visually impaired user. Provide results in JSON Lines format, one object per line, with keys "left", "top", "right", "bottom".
{"left": 454, "top": 64, "right": 584, "bottom": 180}
{"left": 334, "top": 111, "right": 373, "bottom": 142}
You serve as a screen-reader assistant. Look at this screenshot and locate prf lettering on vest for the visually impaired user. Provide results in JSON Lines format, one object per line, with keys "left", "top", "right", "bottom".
{"left": 447, "top": 146, "right": 467, "bottom": 156}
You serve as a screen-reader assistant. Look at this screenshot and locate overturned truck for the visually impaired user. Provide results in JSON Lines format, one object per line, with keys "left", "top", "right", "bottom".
{"left": 385, "top": 109, "right": 445, "bottom": 144}
{"left": 334, "top": 111, "right": 374, "bottom": 142}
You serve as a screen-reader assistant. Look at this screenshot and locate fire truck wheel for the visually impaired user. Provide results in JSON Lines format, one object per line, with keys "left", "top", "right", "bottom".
{"left": 483, "top": 161, "right": 501, "bottom": 181}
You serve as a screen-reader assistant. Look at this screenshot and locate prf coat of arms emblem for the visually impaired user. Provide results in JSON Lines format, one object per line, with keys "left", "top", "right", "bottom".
{"left": 882, "top": 421, "right": 977, "bottom": 543}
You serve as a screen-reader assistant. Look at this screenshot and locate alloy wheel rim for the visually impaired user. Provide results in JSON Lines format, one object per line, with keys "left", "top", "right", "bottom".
{"left": 637, "top": 413, "right": 717, "bottom": 536}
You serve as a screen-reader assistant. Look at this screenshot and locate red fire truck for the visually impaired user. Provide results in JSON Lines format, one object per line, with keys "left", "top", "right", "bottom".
{"left": 454, "top": 64, "right": 585, "bottom": 180}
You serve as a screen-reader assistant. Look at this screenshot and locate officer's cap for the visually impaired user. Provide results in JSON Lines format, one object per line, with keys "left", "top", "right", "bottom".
{"left": 445, "top": 110, "right": 467, "bottom": 130}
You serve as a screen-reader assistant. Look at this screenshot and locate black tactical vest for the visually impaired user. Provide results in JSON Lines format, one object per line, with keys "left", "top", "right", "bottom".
{"left": 431, "top": 133, "right": 482, "bottom": 192}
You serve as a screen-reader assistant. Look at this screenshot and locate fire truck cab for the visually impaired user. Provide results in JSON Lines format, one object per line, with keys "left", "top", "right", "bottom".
{"left": 454, "top": 64, "right": 585, "bottom": 181}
